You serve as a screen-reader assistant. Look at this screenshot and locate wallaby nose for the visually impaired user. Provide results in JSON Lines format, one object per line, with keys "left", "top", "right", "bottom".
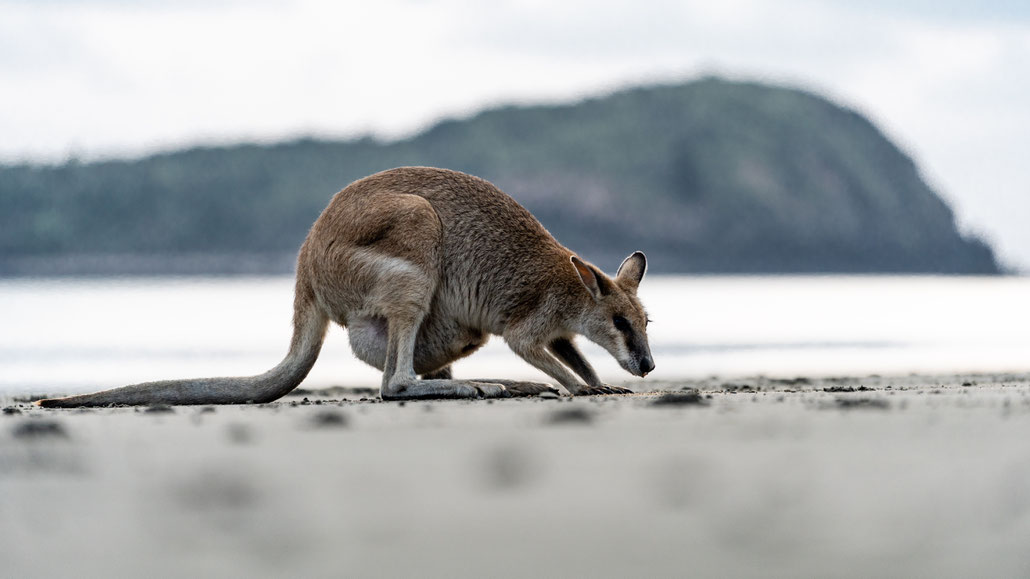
{"left": 640, "top": 356, "right": 655, "bottom": 375}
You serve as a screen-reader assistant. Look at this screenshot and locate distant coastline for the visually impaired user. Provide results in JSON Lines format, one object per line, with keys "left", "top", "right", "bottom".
{"left": 0, "top": 247, "right": 1009, "bottom": 276}
{"left": 0, "top": 77, "right": 1000, "bottom": 276}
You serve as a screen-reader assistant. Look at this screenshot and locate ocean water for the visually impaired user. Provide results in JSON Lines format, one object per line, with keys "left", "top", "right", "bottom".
{"left": 1, "top": 275, "right": 1028, "bottom": 396}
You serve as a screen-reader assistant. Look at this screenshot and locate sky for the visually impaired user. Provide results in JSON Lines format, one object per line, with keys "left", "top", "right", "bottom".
{"left": 2, "top": 0, "right": 1029, "bottom": 269}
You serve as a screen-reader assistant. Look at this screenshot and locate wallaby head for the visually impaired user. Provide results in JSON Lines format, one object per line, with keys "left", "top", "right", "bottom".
{"left": 570, "top": 251, "right": 655, "bottom": 378}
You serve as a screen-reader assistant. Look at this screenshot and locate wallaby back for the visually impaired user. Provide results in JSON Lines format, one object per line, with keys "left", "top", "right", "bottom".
{"left": 318, "top": 167, "right": 586, "bottom": 331}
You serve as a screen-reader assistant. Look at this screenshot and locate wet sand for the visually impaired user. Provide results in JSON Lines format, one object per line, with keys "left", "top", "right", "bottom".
{"left": 3, "top": 373, "right": 1030, "bottom": 578}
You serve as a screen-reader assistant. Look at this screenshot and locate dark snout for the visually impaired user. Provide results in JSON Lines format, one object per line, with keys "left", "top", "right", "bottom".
{"left": 625, "top": 345, "right": 655, "bottom": 377}
{"left": 618, "top": 329, "right": 655, "bottom": 377}
{"left": 639, "top": 356, "right": 655, "bottom": 376}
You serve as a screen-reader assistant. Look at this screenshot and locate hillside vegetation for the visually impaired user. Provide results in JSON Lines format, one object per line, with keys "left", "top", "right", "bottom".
{"left": 0, "top": 77, "right": 998, "bottom": 275}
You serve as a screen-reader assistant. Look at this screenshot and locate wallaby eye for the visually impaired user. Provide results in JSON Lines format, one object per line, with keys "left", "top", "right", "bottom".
{"left": 613, "top": 315, "right": 631, "bottom": 333}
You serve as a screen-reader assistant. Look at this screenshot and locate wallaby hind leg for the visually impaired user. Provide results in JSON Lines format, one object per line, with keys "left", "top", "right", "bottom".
{"left": 348, "top": 318, "right": 518, "bottom": 397}
{"left": 352, "top": 193, "right": 508, "bottom": 401}
{"left": 347, "top": 315, "right": 483, "bottom": 377}
{"left": 379, "top": 311, "right": 509, "bottom": 400}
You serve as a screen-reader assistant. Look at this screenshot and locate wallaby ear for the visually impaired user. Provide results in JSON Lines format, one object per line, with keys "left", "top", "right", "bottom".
{"left": 616, "top": 251, "right": 647, "bottom": 291}
{"left": 571, "top": 255, "right": 603, "bottom": 300}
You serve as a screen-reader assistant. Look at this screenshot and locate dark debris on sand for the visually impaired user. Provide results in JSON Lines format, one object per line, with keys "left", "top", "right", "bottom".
{"left": 481, "top": 445, "right": 540, "bottom": 491}
{"left": 720, "top": 383, "right": 757, "bottom": 393}
{"left": 546, "top": 406, "right": 595, "bottom": 425}
{"left": 226, "top": 423, "right": 253, "bottom": 444}
{"left": 309, "top": 410, "right": 349, "bottom": 428}
{"left": 291, "top": 397, "right": 332, "bottom": 406}
{"left": 145, "top": 404, "right": 175, "bottom": 414}
{"left": 651, "top": 391, "right": 710, "bottom": 407}
{"left": 12, "top": 420, "right": 69, "bottom": 439}
{"left": 768, "top": 377, "right": 812, "bottom": 386}
{"left": 833, "top": 397, "right": 890, "bottom": 410}
{"left": 823, "top": 386, "right": 872, "bottom": 393}
{"left": 4, "top": 406, "right": 23, "bottom": 415}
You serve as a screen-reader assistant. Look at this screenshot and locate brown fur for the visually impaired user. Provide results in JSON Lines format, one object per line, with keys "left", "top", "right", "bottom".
{"left": 38, "top": 167, "right": 653, "bottom": 407}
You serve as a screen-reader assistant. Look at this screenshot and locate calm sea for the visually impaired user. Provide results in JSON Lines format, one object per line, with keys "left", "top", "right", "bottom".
{"left": 1, "top": 275, "right": 1028, "bottom": 396}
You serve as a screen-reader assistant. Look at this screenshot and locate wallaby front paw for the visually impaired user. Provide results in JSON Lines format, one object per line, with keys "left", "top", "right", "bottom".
{"left": 574, "top": 385, "right": 633, "bottom": 396}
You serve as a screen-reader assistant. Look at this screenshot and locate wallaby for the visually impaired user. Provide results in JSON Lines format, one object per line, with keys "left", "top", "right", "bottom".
{"left": 38, "top": 167, "right": 654, "bottom": 407}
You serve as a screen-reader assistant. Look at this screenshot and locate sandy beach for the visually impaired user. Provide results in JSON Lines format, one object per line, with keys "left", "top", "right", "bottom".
{"left": 3, "top": 373, "right": 1030, "bottom": 578}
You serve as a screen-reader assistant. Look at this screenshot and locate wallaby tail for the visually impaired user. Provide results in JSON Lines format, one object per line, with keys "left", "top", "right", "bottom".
{"left": 37, "top": 284, "right": 330, "bottom": 408}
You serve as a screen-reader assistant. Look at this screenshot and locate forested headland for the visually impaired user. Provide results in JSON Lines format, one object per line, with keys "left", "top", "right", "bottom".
{"left": 0, "top": 77, "right": 998, "bottom": 276}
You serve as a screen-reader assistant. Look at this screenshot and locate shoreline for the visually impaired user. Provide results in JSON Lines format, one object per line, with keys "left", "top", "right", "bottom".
{"left": 7, "top": 369, "right": 1029, "bottom": 404}
{"left": 3, "top": 372, "right": 1030, "bottom": 578}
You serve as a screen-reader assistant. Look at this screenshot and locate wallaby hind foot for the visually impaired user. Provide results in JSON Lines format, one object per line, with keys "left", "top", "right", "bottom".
{"left": 465, "top": 379, "right": 559, "bottom": 397}
{"left": 382, "top": 378, "right": 511, "bottom": 400}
